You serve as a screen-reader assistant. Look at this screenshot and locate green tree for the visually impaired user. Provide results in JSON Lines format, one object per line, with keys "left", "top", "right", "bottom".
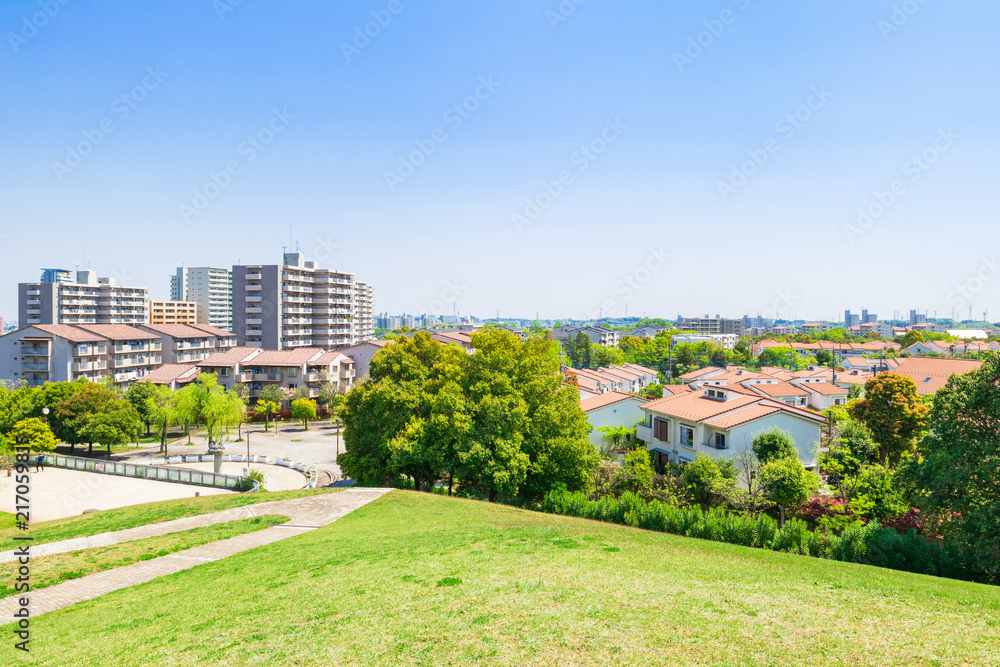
{"left": 9, "top": 418, "right": 58, "bottom": 452}
{"left": 614, "top": 447, "right": 655, "bottom": 493}
{"left": 762, "top": 456, "right": 818, "bottom": 526}
{"left": 253, "top": 400, "right": 280, "bottom": 432}
{"left": 125, "top": 382, "right": 159, "bottom": 435}
{"left": 752, "top": 428, "right": 797, "bottom": 464}
{"left": 850, "top": 464, "right": 908, "bottom": 520}
{"left": 52, "top": 382, "right": 116, "bottom": 452}
{"left": 591, "top": 344, "right": 624, "bottom": 368}
{"left": 174, "top": 374, "right": 234, "bottom": 444}
{"left": 816, "top": 349, "right": 834, "bottom": 367}
{"left": 898, "top": 330, "right": 924, "bottom": 349}
{"left": 290, "top": 398, "right": 317, "bottom": 430}
{"left": 258, "top": 384, "right": 285, "bottom": 408}
{"left": 573, "top": 331, "right": 592, "bottom": 369}
{"left": 681, "top": 454, "right": 737, "bottom": 505}
{"left": 904, "top": 352, "right": 1000, "bottom": 583}
{"left": 849, "top": 372, "right": 928, "bottom": 465}
{"left": 81, "top": 400, "right": 142, "bottom": 456}
{"left": 317, "top": 381, "right": 340, "bottom": 407}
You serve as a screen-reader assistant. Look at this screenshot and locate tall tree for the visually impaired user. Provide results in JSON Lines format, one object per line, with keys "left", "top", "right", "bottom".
{"left": 904, "top": 352, "right": 1000, "bottom": 583}
{"left": 125, "top": 382, "right": 159, "bottom": 435}
{"left": 52, "top": 382, "right": 116, "bottom": 452}
{"left": 763, "top": 456, "right": 818, "bottom": 527}
{"left": 291, "top": 398, "right": 317, "bottom": 430}
{"left": 849, "top": 372, "right": 928, "bottom": 465}
{"left": 81, "top": 400, "right": 142, "bottom": 456}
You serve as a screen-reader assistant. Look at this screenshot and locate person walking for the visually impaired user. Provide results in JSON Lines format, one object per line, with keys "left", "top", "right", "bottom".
{"left": 35, "top": 454, "right": 45, "bottom": 472}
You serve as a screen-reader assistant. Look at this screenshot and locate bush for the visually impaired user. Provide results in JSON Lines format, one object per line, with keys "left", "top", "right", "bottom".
{"left": 540, "top": 489, "right": 978, "bottom": 584}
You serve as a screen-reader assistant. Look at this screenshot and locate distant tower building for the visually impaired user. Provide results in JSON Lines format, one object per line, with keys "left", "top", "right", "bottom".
{"left": 844, "top": 310, "right": 860, "bottom": 328}
{"left": 170, "top": 267, "right": 233, "bottom": 331}
{"left": 40, "top": 268, "right": 74, "bottom": 284}
{"left": 909, "top": 309, "right": 927, "bottom": 326}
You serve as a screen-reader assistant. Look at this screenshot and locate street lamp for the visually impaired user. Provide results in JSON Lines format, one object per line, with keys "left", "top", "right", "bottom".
{"left": 42, "top": 407, "right": 49, "bottom": 425}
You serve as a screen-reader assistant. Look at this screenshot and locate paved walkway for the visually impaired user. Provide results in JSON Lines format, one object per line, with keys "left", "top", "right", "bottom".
{"left": 0, "top": 488, "right": 392, "bottom": 618}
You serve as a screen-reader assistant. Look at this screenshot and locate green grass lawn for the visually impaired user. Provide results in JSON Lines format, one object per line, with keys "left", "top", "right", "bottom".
{"left": 0, "top": 515, "right": 289, "bottom": 597}
{"left": 9, "top": 491, "right": 999, "bottom": 666}
{"left": 0, "top": 488, "right": 335, "bottom": 551}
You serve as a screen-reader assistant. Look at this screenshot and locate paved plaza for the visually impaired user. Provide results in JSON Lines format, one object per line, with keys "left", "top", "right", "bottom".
{"left": 0, "top": 468, "right": 232, "bottom": 522}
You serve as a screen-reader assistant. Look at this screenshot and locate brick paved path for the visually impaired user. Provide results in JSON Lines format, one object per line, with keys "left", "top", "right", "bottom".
{"left": 0, "top": 488, "right": 392, "bottom": 618}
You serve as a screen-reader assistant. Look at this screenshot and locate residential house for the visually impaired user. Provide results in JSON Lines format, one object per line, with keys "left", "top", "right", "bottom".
{"left": 582, "top": 391, "right": 648, "bottom": 453}
{"left": 892, "top": 356, "right": 984, "bottom": 396}
{"left": 0, "top": 324, "right": 110, "bottom": 386}
{"left": 637, "top": 384, "right": 825, "bottom": 469}
{"left": 138, "top": 323, "right": 238, "bottom": 365}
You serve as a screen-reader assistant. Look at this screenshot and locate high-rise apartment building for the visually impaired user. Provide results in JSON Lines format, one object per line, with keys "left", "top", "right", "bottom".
{"left": 909, "top": 309, "right": 927, "bottom": 326}
{"left": 353, "top": 281, "right": 374, "bottom": 343}
{"left": 19, "top": 270, "right": 149, "bottom": 326}
{"left": 861, "top": 309, "right": 878, "bottom": 324}
{"left": 170, "top": 267, "right": 233, "bottom": 331}
{"left": 232, "top": 252, "right": 365, "bottom": 350}
{"left": 844, "top": 310, "right": 861, "bottom": 328}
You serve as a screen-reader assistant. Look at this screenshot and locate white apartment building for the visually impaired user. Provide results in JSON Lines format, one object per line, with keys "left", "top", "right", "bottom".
{"left": 232, "top": 252, "right": 362, "bottom": 351}
{"left": 353, "top": 281, "right": 374, "bottom": 343}
{"left": 19, "top": 270, "right": 149, "bottom": 326}
{"left": 170, "top": 267, "right": 233, "bottom": 331}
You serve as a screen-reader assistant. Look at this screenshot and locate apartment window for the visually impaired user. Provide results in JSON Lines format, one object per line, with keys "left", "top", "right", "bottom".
{"left": 288, "top": 384, "right": 296, "bottom": 390}
{"left": 220, "top": 368, "right": 230, "bottom": 377}
{"left": 653, "top": 418, "right": 670, "bottom": 442}
{"left": 288, "top": 368, "right": 297, "bottom": 377}
{"left": 714, "top": 433, "right": 726, "bottom": 449}
{"left": 680, "top": 426, "right": 694, "bottom": 448}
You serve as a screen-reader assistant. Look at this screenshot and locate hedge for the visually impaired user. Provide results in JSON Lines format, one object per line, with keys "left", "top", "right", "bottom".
{"left": 541, "top": 490, "right": 968, "bottom": 582}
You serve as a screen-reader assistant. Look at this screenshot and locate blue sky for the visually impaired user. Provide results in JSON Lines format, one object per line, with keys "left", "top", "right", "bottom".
{"left": 1, "top": 0, "right": 998, "bottom": 323}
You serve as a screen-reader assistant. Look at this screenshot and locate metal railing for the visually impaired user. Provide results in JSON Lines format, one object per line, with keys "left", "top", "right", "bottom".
{"left": 42, "top": 453, "right": 252, "bottom": 491}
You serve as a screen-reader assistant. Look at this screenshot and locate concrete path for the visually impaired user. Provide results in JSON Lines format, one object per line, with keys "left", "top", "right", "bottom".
{"left": 0, "top": 488, "right": 392, "bottom": 618}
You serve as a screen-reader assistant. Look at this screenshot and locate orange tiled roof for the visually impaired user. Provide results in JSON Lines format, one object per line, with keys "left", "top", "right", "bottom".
{"left": 705, "top": 404, "right": 782, "bottom": 429}
{"left": 580, "top": 391, "right": 645, "bottom": 412}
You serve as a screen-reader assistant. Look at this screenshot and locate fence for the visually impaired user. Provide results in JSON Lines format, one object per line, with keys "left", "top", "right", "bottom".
{"left": 42, "top": 453, "right": 254, "bottom": 492}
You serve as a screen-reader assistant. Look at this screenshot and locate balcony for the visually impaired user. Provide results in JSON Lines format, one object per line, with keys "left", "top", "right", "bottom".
{"left": 246, "top": 307, "right": 262, "bottom": 314}
{"left": 340, "top": 368, "right": 355, "bottom": 379}
{"left": 112, "top": 356, "right": 161, "bottom": 369}
{"left": 21, "top": 361, "right": 50, "bottom": 372}
{"left": 246, "top": 295, "right": 262, "bottom": 303}
{"left": 72, "top": 360, "right": 107, "bottom": 372}
{"left": 246, "top": 318, "right": 263, "bottom": 325}
{"left": 114, "top": 343, "right": 149, "bottom": 353}
{"left": 237, "top": 371, "right": 254, "bottom": 382}
{"left": 26, "top": 298, "right": 41, "bottom": 305}
{"left": 21, "top": 345, "right": 50, "bottom": 356}
{"left": 636, "top": 424, "right": 652, "bottom": 443}
{"left": 27, "top": 289, "right": 40, "bottom": 296}
{"left": 251, "top": 371, "right": 282, "bottom": 382}
{"left": 245, "top": 272, "right": 262, "bottom": 280}
{"left": 703, "top": 440, "right": 729, "bottom": 451}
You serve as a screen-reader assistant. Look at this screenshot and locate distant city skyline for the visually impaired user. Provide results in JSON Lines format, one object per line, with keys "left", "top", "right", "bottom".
{"left": 2, "top": 2, "right": 998, "bottom": 322}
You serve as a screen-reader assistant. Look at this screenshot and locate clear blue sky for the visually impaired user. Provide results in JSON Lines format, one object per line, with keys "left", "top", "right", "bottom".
{"left": 2, "top": 1, "right": 998, "bottom": 323}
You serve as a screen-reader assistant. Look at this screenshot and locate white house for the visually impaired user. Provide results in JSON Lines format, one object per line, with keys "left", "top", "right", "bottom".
{"left": 637, "top": 385, "right": 825, "bottom": 469}
{"left": 581, "top": 391, "right": 648, "bottom": 452}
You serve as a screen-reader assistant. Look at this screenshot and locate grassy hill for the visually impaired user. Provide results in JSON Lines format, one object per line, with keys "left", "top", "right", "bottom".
{"left": 9, "top": 491, "right": 999, "bottom": 666}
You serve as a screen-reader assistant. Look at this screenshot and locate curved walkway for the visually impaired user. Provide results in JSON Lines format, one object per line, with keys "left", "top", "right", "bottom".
{"left": 0, "top": 488, "right": 392, "bottom": 618}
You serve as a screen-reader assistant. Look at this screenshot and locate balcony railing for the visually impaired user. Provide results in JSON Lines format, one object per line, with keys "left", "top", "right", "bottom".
{"left": 21, "top": 362, "right": 50, "bottom": 372}
{"left": 251, "top": 372, "right": 282, "bottom": 382}
{"left": 21, "top": 346, "right": 50, "bottom": 356}
{"left": 703, "top": 440, "right": 729, "bottom": 451}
